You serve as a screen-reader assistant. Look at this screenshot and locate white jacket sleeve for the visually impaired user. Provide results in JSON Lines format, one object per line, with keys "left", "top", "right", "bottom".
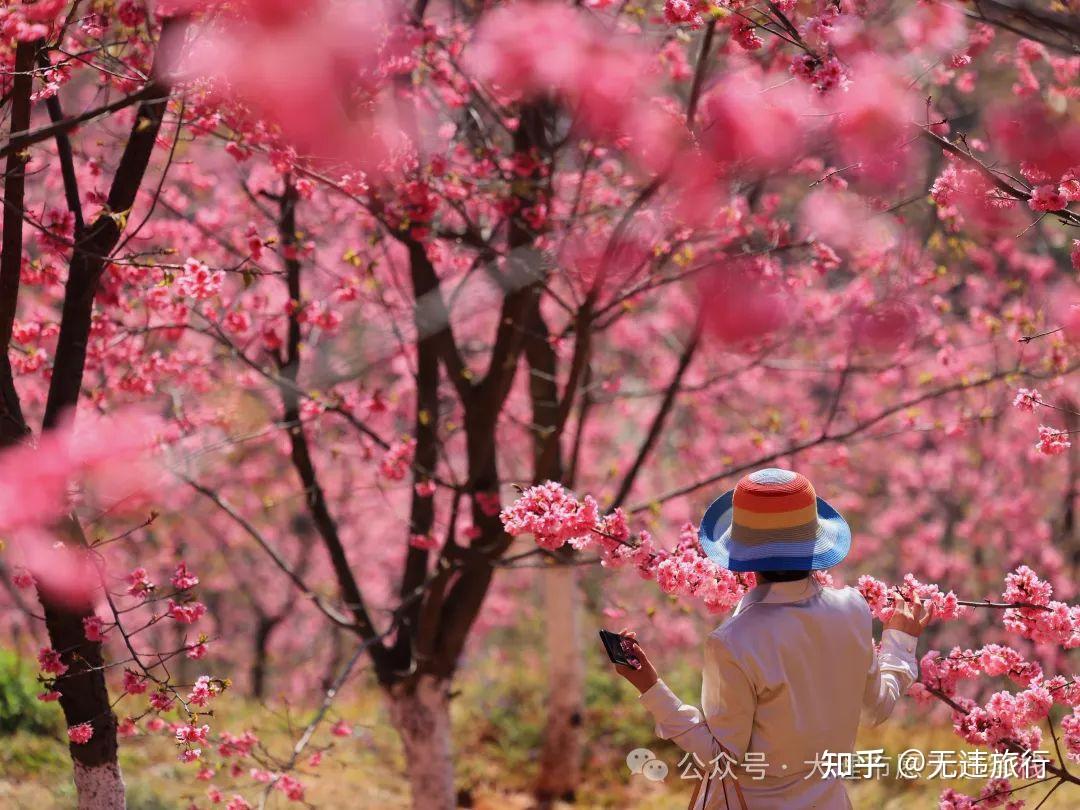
{"left": 861, "top": 628, "right": 919, "bottom": 727}
{"left": 638, "top": 634, "right": 755, "bottom": 764}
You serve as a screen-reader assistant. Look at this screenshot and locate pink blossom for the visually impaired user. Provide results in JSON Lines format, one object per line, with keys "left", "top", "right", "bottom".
{"left": 664, "top": 0, "right": 702, "bottom": 26}
{"left": 38, "top": 690, "right": 61, "bottom": 702}
{"left": 179, "top": 748, "right": 202, "bottom": 763}
{"left": 171, "top": 561, "right": 200, "bottom": 590}
{"left": 729, "top": 19, "right": 763, "bottom": 52}
{"left": 276, "top": 774, "right": 305, "bottom": 801}
{"left": 409, "top": 533, "right": 440, "bottom": 551}
{"left": 500, "top": 481, "right": 600, "bottom": 550}
{"left": 168, "top": 599, "right": 208, "bottom": 624}
{"left": 219, "top": 731, "right": 259, "bottom": 757}
{"left": 1011, "top": 388, "right": 1041, "bottom": 412}
{"left": 38, "top": 647, "right": 67, "bottom": 676}
{"left": 67, "top": 723, "right": 94, "bottom": 744}
{"left": 989, "top": 101, "right": 1080, "bottom": 181}
{"left": 150, "top": 691, "right": 176, "bottom": 712}
{"left": 177, "top": 258, "right": 224, "bottom": 300}
{"left": 857, "top": 575, "right": 892, "bottom": 620}
{"left": 188, "top": 675, "right": 217, "bottom": 708}
{"left": 82, "top": 615, "right": 107, "bottom": 642}
{"left": 181, "top": 0, "right": 407, "bottom": 166}
{"left": 1028, "top": 184, "right": 1067, "bottom": 212}
{"left": 187, "top": 640, "right": 210, "bottom": 660}
{"left": 126, "top": 567, "right": 154, "bottom": 599}
{"left": 176, "top": 724, "right": 211, "bottom": 745}
{"left": 699, "top": 70, "right": 813, "bottom": 173}
{"left": 1004, "top": 566, "right": 1054, "bottom": 606}
{"left": 414, "top": 480, "right": 436, "bottom": 498}
{"left": 226, "top": 797, "right": 252, "bottom": 810}
{"left": 475, "top": 491, "right": 502, "bottom": 516}
{"left": 1035, "top": 425, "right": 1071, "bottom": 456}
{"left": 330, "top": 719, "right": 352, "bottom": 737}
{"left": 1062, "top": 711, "right": 1080, "bottom": 763}
{"left": 379, "top": 437, "right": 415, "bottom": 481}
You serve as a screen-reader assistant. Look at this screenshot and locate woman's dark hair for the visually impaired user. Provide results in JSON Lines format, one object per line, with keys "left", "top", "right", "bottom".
{"left": 756, "top": 570, "right": 811, "bottom": 582}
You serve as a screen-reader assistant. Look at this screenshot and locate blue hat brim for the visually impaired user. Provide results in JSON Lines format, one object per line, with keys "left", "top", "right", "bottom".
{"left": 698, "top": 488, "right": 851, "bottom": 572}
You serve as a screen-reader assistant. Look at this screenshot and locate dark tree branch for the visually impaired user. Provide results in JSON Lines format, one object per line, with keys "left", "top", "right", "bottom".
{"left": 0, "top": 39, "right": 37, "bottom": 447}
{"left": 609, "top": 310, "right": 703, "bottom": 510}
{"left": 43, "top": 18, "right": 186, "bottom": 428}
{"left": 272, "top": 179, "right": 386, "bottom": 661}
{"left": 37, "top": 50, "right": 84, "bottom": 236}
{"left": 0, "top": 86, "right": 161, "bottom": 161}
{"left": 686, "top": 19, "right": 717, "bottom": 131}
{"left": 386, "top": 239, "right": 446, "bottom": 674}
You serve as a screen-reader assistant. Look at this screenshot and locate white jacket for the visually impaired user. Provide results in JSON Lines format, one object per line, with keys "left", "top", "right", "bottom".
{"left": 639, "top": 578, "right": 918, "bottom": 809}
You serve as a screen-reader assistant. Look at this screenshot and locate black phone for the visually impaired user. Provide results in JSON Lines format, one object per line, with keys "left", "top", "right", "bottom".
{"left": 598, "top": 629, "right": 634, "bottom": 667}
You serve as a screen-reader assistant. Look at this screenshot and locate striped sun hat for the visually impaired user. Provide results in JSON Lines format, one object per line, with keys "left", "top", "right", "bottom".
{"left": 698, "top": 468, "right": 851, "bottom": 572}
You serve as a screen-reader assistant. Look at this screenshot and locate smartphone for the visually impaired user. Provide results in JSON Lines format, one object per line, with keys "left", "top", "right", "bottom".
{"left": 598, "top": 629, "right": 635, "bottom": 667}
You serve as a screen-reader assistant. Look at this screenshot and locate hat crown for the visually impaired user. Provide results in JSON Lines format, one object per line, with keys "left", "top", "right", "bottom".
{"left": 730, "top": 468, "right": 818, "bottom": 543}
{"left": 734, "top": 468, "right": 815, "bottom": 501}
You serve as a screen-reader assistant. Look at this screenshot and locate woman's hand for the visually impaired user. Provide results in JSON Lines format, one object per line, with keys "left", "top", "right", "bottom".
{"left": 885, "top": 593, "right": 935, "bottom": 637}
{"left": 612, "top": 628, "right": 659, "bottom": 694}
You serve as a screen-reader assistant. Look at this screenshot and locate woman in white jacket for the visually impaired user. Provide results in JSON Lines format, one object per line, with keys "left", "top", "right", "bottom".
{"left": 614, "top": 468, "right": 933, "bottom": 809}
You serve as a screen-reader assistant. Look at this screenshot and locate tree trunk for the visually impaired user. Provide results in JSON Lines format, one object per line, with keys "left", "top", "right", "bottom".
{"left": 249, "top": 614, "right": 277, "bottom": 700}
{"left": 535, "top": 563, "right": 585, "bottom": 805}
{"left": 385, "top": 675, "right": 457, "bottom": 810}
{"left": 72, "top": 761, "right": 125, "bottom": 810}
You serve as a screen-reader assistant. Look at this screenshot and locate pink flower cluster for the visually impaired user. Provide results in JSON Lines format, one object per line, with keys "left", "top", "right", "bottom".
{"left": 176, "top": 258, "right": 224, "bottom": 301}
{"left": 276, "top": 774, "right": 305, "bottom": 801}
{"left": 38, "top": 646, "right": 67, "bottom": 676}
{"left": 82, "top": 615, "right": 107, "bottom": 642}
{"left": 919, "top": 648, "right": 1078, "bottom": 764}
{"left": 0, "top": 0, "right": 64, "bottom": 41}
{"left": 940, "top": 782, "right": 1025, "bottom": 810}
{"left": 855, "top": 573, "right": 964, "bottom": 623}
{"left": 1062, "top": 711, "right": 1080, "bottom": 764}
{"left": 379, "top": 437, "right": 416, "bottom": 481}
{"left": 663, "top": 0, "right": 705, "bottom": 27}
{"left": 123, "top": 669, "right": 148, "bottom": 695}
{"left": 500, "top": 484, "right": 749, "bottom": 612}
{"left": 1001, "top": 565, "right": 1080, "bottom": 648}
{"left": 499, "top": 481, "right": 600, "bottom": 551}
{"left": 168, "top": 599, "right": 209, "bottom": 624}
{"left": 126, "top": 567, "right": 154, "bottom": 598}
{"left": 172, "top": 562, "right": 200, "bottom": 590}
{"left": 218, "top": 730, "right": 259, "bottom": 759}
{"left": 1010, "top": 387, "right": 1041, "bottom": 412}
{"left": 67, "top": 722, "right": 94, "bottom": 744}
{"left": 1035, "top": 425, "right": 1071, "bottom": 456}
{"left": 188, "top": 675, "right": 220, "bottom": 708}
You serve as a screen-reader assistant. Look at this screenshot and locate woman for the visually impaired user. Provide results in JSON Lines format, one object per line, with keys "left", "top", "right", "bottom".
{"left": 614, "top": 468, "right": 933, "bottom": 809}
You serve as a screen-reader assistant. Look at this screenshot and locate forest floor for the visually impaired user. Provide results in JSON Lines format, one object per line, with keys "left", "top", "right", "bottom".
{"left": 1, "top": 622, "right": 1075, "bottom": 809}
